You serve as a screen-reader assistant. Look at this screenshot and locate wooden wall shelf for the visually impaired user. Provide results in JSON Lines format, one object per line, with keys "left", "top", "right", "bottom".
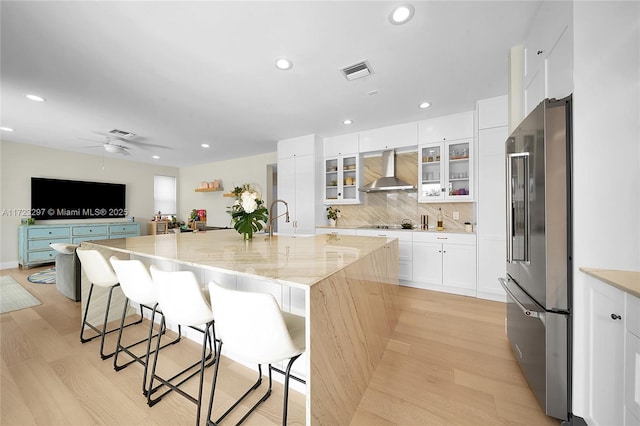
{"left": 194, "top": 188, "right": 223, "bottom": 193}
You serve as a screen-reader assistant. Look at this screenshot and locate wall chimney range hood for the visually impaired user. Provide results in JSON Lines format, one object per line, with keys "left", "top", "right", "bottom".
{"left": 358, "top": 150, "right": 416, "bottom": 193}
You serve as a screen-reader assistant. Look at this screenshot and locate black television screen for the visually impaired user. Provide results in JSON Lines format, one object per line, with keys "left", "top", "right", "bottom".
{"left": 31, "top": 177, "right": 126, "bottom": 219}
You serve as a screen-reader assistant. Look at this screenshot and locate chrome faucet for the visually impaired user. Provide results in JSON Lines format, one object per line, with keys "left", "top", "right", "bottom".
{"left": 268, "top": 199, "right": 289, "bottom": 237}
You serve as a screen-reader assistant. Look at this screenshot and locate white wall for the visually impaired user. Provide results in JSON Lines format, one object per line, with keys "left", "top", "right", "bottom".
{"left": 572, "top": 0, "right": 640, "bottom": 417}
{"left": 178, "top": 152, "right": 277, "bottom": 227}
{"left": 0, "top": 141, "right": 178, "bottom": 268}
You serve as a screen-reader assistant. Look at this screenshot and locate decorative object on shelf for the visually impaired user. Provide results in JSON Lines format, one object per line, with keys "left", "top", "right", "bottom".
{"left": 226, "top": 184, "right": 268, "bottom": 240}
{"left": 195, "top": 180, "right": 223, "bottom": 192}
{"left": 326, "top": 206, "right": 341, "bottom": 227}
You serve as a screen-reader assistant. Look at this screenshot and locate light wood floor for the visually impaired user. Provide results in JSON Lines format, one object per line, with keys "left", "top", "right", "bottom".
{"left": 1, "top": 266, "right": 559, "bottom": 425}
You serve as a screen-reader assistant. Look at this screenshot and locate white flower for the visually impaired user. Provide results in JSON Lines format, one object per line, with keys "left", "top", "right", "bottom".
{"left": 240, "top": 191, "right": 258, "bottom": 213}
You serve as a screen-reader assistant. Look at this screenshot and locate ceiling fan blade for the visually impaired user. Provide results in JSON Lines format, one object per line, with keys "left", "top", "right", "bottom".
{"left": 125, "top": 139, "right": 170, "bottom": 150}
{"left": 78, "top": 136, "right": 103, "bottom": 144}
{"left": 81, "top": 145, "right": 103, "bottom": 149}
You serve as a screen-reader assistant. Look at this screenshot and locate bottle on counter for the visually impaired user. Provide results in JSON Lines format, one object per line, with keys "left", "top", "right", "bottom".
{"left": 437, "top": 208, "right": 444, "bottom": 231}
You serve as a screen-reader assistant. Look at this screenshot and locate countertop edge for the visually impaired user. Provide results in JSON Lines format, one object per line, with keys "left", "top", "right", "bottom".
{"left": 579, "top": 267, "right": 640, "bottom": 299}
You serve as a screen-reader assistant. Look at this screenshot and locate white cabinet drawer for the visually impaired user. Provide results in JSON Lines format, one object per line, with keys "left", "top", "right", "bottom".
{"left": 412, "top": 232, "right": 476, "bottom": 245}
{"left": 355, "top": 229, "right": 413, "bottom": 242}
{"left": 316, "top": 228, "right": 357, "bottom": 236}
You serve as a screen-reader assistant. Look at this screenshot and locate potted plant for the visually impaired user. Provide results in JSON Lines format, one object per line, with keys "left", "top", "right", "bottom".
{"left": 326, "top": 206, "right": 340, "bottom": 227}
{"left": 226, "top": 184, "right": 268, "bottom": 240}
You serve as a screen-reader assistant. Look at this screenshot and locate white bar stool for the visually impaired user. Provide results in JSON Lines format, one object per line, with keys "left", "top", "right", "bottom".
{"left": 109, "top": 257, "right": 181, "bottom": 396}
{"left": 206, "top": 281, "right": 306, "bottom": 426}
{"left": 76, "top": 249, "right": 143, "bottom": 360}
{"left": 148, "top": 266, "right": 217, "bottom": 425}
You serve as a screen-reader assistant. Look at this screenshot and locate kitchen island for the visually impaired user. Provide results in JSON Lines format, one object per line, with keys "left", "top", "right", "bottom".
{"left": 81, "top": 230, "right": 400, "bottom": 425}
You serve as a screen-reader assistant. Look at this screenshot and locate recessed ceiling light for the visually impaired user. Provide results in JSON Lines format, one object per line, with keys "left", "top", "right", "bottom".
{"left": 0, "top": 126, "right": 15, "bottom": 132}
{"left": 389, "top": 4, "right": 415, "bottom": 25}
{"left": 419, "top": 101, "right": 431, "bottom": 109}
{"left": 275, "top": 57, "right": 293, "bottom": 70}
{"left": 343, "top": 119, "right": 353, "bottom": 125}
{"left": 152, "top": 155, "right": 160, "bottom": 159}
{"left": 201, "top": 143, "right": 210, "bottom": 148}
{"left": 26, "top": 94, "right": 46, "bottom": 102}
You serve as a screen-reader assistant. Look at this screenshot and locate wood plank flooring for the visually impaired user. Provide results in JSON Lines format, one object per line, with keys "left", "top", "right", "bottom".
{"left": 1, "top": 266, "right": 559, "bottom": 425}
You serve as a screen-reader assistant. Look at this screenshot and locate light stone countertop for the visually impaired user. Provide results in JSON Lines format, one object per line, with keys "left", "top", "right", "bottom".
{"left": 580, "top": 267, "right": 640, "bottom": 298}
{"left": 83, "top": 229, "right": 391, "bottom": 290}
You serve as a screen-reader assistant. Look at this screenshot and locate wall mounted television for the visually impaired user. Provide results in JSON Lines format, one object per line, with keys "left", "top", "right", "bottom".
{"left": 31, "top": 177, "right": 127, "bottom": 220}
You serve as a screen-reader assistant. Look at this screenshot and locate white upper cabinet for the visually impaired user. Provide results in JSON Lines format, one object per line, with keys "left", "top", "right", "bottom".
{"left": 478, "top": 95, "right": 509, "bottom": 130}
{"left": 358, "top": 122, "right": 418, "bottom": 153}
{"left": 418, "top": 111, "right": 473, "bottom": 144}
{"left": 521, "top": 1, "right": 573, "bottom": 116}
{"left": 323, "top": 133, "right": 359, "bottom": 157}
{"left": 546, "top": 26, "right": 573, "bottom": 102}
{"left": 277, "top": 134, "right": 317, "bottom": 159}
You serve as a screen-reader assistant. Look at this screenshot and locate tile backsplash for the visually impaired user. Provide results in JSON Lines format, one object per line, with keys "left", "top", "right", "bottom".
{"left": 325, "top": 152, "right": 473, "bottom": 230}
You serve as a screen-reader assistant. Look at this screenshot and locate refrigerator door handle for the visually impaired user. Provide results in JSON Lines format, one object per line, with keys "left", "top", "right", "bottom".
{"left": 506, "top": 153, "right": 530, "bottom": 264}
{"left": 499, "top": 278, "right": 543, "bottom": 320}
{"left": 506, "top": 157, "right": 513, "bottom": 263}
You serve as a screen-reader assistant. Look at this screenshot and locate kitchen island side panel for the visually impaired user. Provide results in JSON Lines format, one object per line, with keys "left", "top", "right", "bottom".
{"left": 309, "top": 240, "right": 399, "bottom": 425}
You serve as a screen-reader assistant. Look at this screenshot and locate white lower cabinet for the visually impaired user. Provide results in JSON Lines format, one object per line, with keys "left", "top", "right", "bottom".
{"left": 625, "top": 294, "right": 640, "bottom": 425}
{"left": 353, "top": 229, "right": 413, "bottom": 282}
{"left": 581, "top": 274, "right": 640, "bottom": 426}
{"left": 410, "top": 232, "right": 476, "bottom": 297}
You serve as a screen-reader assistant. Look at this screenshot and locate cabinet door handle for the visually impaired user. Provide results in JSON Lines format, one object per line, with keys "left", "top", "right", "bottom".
{"left": 610, "top": 313, "right": 622, "bottom": 320}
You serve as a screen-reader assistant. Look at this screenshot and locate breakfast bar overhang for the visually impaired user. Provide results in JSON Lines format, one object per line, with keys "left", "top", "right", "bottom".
{"left": 81, "top": 230, "right": 400, "bottom": 425}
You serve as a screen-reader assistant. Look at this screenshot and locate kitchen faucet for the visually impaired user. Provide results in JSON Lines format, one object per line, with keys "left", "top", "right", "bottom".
{"left": 268, "top": 199, "right": 289, "bottom": 237}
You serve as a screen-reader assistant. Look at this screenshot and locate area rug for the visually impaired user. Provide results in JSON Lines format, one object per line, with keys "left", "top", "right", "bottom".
{"left": 1, "top": 275, "right": 41, "bottom": 314}
{"left": 27, "top": 267, "right": 56, "bottom": 284}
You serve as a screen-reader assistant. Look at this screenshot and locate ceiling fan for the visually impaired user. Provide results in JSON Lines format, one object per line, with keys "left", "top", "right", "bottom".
{"left": 79, "top": 129, "right": 167, "bottom": 156}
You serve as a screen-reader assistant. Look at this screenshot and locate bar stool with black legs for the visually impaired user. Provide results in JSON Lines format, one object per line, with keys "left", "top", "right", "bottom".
{"left": 206, "top": 280, "right": 306, "bottom": 426}
{"left": 76, "top": 249, "right": 143, "bottom": 360}
{"left": 148, "top": 266, "right": 217, "bottom": 425}
{"left": 109, "top": 257, "right": 182, "bottom": 396}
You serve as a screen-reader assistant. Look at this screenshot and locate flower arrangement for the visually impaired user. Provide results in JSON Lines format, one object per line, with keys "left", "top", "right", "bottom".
{"left": 227, "top": 184, "right": 268, "bottom": 240}
{"left": 326, "top": 206, "right": 341, "bottom": 220}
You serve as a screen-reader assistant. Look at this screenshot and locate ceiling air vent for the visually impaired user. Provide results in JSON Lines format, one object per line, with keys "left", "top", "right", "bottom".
{"left": 341, "top": 60, "right": 373, "bottom": 81}
{"left": 108, "top": 129, "right": 135, "bottom": 139}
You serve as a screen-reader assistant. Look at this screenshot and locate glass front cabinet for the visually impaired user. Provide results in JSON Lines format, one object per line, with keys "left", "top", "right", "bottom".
{"left": 418, "top": 139, "right": 473, "bottom": 202}
{"left": 324, "top": 154, "right": 362, "bottom": 204}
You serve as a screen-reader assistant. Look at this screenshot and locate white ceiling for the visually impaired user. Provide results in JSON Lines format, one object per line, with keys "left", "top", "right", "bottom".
{"left": 1, "top": 1, "right": 541, "bottom": 168}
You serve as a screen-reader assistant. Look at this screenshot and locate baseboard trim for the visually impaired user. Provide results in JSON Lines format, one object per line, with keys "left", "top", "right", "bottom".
{"left": 1, "top": 261, "right": 19, "bottom": 270}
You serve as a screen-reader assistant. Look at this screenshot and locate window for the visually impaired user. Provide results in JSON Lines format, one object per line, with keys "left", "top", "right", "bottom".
{"left": 154, "top": 175, "right": 176, "bottom": 215}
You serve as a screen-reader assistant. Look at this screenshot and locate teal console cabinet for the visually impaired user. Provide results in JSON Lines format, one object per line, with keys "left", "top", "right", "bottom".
{"left": 18, "top": 222, "right": 140, "bottom": 268}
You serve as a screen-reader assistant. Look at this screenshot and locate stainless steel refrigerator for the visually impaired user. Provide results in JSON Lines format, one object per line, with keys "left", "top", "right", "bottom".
{"left": 499, "top": 96, "right": 573, "bottom": 422}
